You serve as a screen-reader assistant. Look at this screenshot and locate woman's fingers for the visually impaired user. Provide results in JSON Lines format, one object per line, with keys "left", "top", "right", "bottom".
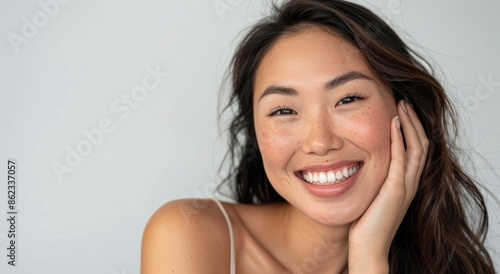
{"left": 397, "top": 101, "right": 428, "bottom": 198}
{"left": 405, "top": 101, "right": 430, "bottom": 175}
{"left": 382, "top": 115, "right": 406, "bottom": 199}
{"left": 348, "top": 101, "right": 430, "bottom": 259}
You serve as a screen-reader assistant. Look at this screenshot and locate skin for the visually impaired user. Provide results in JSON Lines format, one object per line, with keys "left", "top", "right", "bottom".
{"left": 141, "top": 26, "right": 429, "bottom": 274}
{"left": 254, "top": 27, "right": 396, "bottom": 226}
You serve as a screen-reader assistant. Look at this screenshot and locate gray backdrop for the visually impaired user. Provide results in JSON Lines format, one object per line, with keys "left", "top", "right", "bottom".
{"left": 1, "top": 0, "right": 499, "bottom": 273}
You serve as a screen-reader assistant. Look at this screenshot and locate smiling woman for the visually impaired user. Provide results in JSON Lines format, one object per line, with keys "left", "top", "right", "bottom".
{"left": 141, "top": 0, "right": 496, "bottom": 273}
{"left": 253, "top": 28, "right": 398, "bottom": 225}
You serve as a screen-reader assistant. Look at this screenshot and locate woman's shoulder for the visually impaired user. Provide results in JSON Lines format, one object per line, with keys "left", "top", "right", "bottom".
{"left": 141, "top": 198, "right": 235, "bottom": 273}
{"left": 149, "top": 198, "right": 229, "bottom": 224}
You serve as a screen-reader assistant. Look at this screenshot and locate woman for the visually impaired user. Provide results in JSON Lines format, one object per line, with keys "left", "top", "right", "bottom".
{"left": 141, "top": 0, "right": 496, "bottom": 273}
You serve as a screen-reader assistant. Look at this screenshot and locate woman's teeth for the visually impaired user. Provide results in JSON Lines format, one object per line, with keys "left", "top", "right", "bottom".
{"left": 301, "top": 164, "right": 360, "bottom": 185}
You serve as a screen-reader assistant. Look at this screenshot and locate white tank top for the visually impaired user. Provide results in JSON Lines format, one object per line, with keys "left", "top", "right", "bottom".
{"left": 212, "top": 199, "right": 236, "bottom": 274}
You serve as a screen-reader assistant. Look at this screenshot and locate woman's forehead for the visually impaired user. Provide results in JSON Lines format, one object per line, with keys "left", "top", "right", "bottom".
{"left": 254, "top": 27, "right": 374, "bottom": 97}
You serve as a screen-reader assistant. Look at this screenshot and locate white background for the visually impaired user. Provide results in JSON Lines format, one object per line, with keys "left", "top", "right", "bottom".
{"left": 1, "top": 0, "right": 499, "bottom": 273}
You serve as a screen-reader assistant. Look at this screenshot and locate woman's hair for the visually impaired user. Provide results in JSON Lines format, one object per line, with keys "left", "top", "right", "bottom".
{"left": 219, "top": 0, "right": 495, "bottom": 272}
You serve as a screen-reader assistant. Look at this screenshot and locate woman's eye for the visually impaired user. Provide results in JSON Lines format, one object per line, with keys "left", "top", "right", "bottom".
{"left": 337, "top": 94, "right": 362, "bottom": 105}
{"left": 269, "top": 108, "right": 296, "bottom": 116}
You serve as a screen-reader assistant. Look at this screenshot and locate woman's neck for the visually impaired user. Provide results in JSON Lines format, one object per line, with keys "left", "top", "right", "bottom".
{"left": 274, "top": 203, "right": 351, "bottom": 274}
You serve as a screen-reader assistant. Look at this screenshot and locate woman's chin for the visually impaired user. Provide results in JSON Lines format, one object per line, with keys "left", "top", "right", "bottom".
{"left": 300, "top": 205, "right": 366, "bottom": 227}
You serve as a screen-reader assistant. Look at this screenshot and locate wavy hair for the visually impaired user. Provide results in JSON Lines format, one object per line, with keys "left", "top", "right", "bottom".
{"left": 219, "top": 0, "right": 495, "bottom": 272}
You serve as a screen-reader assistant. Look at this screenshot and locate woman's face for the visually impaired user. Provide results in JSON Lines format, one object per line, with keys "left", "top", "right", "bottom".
{"left": 253, "top": 27, "right": 398, "bottom": 225}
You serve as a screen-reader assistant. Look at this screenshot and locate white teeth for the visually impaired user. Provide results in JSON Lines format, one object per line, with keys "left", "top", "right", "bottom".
{"left": 327, "top": 171, "right": 335, "bottom": 182}
{"left": 342, "top": 167, "right": 349, "bottom": 178}
{"left": 301, "top": 163, "right": 361, "bottom": 185}
{"left": 319, "top": 172, "right": 327, "bottom": 184}
{"left": 303, "top": 173, "right": 310, "bottom": 182}
{"left": 335, "top": 171, "right": 342, "bottom": 181}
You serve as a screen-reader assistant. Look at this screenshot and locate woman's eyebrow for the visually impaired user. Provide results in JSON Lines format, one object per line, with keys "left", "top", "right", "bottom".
{"left": 324, "top": 71, "right": 372, "bottom": 90}
{"left": 259, "top": 86, "right": 298, "bottom": 102}
{"left": 258, "top": 71, "right": 372, "bottom": 102}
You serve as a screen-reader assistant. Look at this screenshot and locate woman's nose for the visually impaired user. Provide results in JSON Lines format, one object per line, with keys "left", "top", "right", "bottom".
{"left": 300, "top": 113, "right": 343, "bottom": 155}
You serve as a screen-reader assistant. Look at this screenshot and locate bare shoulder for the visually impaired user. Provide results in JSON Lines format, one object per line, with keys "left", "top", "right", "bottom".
{"left": 141, "top": 199, "right": 231, "bottom": 274}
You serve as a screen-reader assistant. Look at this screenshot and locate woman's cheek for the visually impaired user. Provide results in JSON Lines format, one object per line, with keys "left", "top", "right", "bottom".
{"left": 256, "top": 122, "right": 295, "bottom": 170}
{"left": 345, "top": 110, "right": 392, "bottom": 170}
{"left": 352, "top": 117, "right": 390, "bottom": 148}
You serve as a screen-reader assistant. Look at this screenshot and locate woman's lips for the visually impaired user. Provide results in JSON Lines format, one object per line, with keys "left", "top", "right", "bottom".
{"left": 296, "top": 162, "right": 364, "bottom": 198}
{"left": 299, "top": 162, "right": 362, "bottom": 185}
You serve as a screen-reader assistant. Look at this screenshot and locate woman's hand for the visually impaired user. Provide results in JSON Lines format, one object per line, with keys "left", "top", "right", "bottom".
{"left": 348, "top": 100, "right": 429, "bottom": 273}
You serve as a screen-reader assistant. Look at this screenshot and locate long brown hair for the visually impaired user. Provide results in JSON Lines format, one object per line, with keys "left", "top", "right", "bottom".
{"left": 219, "top": 0, "right": 496, "bottom": 272}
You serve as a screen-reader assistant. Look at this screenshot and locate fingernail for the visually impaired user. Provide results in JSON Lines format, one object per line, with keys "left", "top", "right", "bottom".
{"left": 400, "top": 100, "right": 408, "bottom": 113}
{"left": 395, "top": 116, "right": 400, "bottom": 129}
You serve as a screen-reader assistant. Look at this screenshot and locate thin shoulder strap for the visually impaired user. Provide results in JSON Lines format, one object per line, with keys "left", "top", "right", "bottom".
{"left": 212, "top": 199, "right": 236, "bottom": 274}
